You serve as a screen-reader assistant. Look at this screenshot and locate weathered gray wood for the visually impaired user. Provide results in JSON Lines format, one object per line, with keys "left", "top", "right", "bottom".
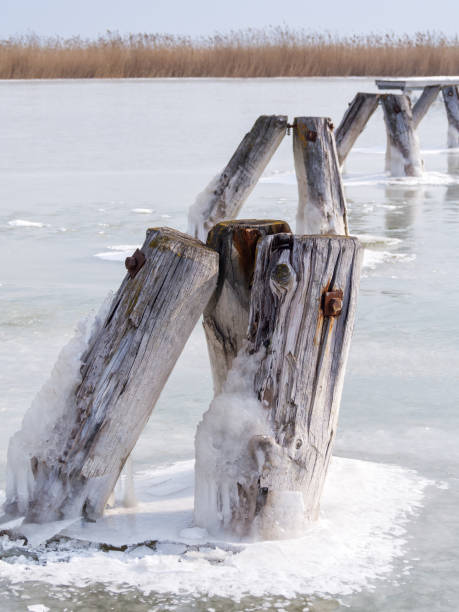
{"left": 203, "top": 219, "right": 291, "bottom": 395}
{"left": 195, "top": 232, "right": 362, "bottom": 538}
{"left": 381, "top": 94, "right": 423, "bottom": 177}
{"left": 293, "top": 117, "right": 348, "bottom": 235}
{"left": 5, "top": 228, "right": 218, "bottom": 523}
{"left": 188, "top": 115, "right": 288, "bottom": 241}
{"left": 442, "top": 86, "right": 459, "bottom": 147}
{"left": 335, "top": 93, "right": 380, "bottom": 165}
{"left": 376, "top": 77, "right": 459, "bottom": 91}
{"left": 412, "top": 85, "right": 440, "bottom": 128}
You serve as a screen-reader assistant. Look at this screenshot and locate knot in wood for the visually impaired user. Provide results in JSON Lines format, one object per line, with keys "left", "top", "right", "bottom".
{"left": 270, "top": 263, "right": 294, "bottom": 298}
{"left": 323, "top": 290, "right": 343, "bottom": 317}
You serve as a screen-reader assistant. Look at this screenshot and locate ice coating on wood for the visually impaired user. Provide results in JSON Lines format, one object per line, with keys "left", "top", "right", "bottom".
{"left": 4, "top": 227, "right": 219, "bottom": 524}
{"left": 5, "top": 295, "right": 112, "bottom": 518}
{"left": 187, "top": 115, "right": 287, "bottom": 241}
{"left": 196, "top": 231, "right": 363, "bottom": 539}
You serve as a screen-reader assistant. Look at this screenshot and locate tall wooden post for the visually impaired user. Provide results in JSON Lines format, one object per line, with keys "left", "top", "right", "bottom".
{"left": 292, "top": 117, "right": 348, "bottom": 236}
{"left": 442, "top": 86, "right": 459, "bottom": 148}
{"left": 204, "top": 219, "right": 291, "bottom": 395}
{"left": 381, "top": 94, "right": 423, "bottom": 177}
{"left": 335, "top": 93, "right": 380, "bottom": 165}
{"left": 195, "top": 230, "right": 362, "bottom": 538}
{"left": 188, "top": 115, "right": 288, "bottom": 241}
{"left": 5, "top": 228, "right": 218, "bottom": 523}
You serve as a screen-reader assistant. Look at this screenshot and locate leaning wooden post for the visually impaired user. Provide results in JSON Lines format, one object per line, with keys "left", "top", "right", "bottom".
{"left": 204, "top": 219, "right": 291, "bottom": 395}
{"left": 441, "top": 86, "right": 459, "bottom": 148}
{"left": 293, "top": 117, "right": 348, "bottom": 235}
{"left": 412, "top": 85, "right": 440, "bottom": 129}
{"left": 188, "top": 115, "right": 288, "bottom": 241}
{"left": 335, "top": 93, "right": 380, "bottom": 165}
{"left": 5, "top": 228, "right": 218, "bottom": 523}
{"left": 381, "top": 94, "right": 423, "bottom": 177}
{"left": 195, "top": 231, "right": 362, "bottom": 538}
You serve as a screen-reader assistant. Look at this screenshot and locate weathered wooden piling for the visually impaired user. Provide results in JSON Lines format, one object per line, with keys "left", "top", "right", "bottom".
{"left": 442, "top": 86, "right": 459, "bottom": 148}
{"left": 412, "top": 85, "right": 440, "bottom": 128}
{"left": 293, "top": 117, "right": 348, "bottom": 235}
{"left": 204, "top": 219, "right": 291, "bottom": 395}
{"left": 195, "top": 228, "right": 362, "bottom": 538}
{"left": 5, "top": 228, "right": 218, "bottom": 523}
{"left": 335, "top": 93, "right": 380, "bottom": 165}
{"left": 381, "top": 94, "right": 423, "bottom": 177}
{"left": 188, "top": 115, "right": 288, "bottom": 241}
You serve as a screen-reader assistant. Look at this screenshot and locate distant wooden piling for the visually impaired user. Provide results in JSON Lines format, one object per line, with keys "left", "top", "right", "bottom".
{"left": 204, "top": 219, "right": 291, "bottom": 394}
{"left": 442, "top": 86, "right": 459, "bottom": 148}
{"left": 188, "top": 115, "right": 288, "bottom": 241}
{"left": 381, "top": 94, "right": 423, "bottom": 177}
{"left": 195, "top": 228, "right": 362, "bottom": 538}
{"left": 6, "top": 228, "right": 218, "bottom": 523}
{"left": 335, "top": 93, "right": 380, "bottom": 165}
{"left": 412, "top": 85, "right": 440, "bottom": 128}
{"left": 293, "top": 117, "right": 348, "bottom": 235}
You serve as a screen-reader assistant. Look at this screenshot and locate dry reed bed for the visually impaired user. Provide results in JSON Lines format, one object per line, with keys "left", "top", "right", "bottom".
{"left": 1, "top": 30, "right": 459, "bottom": 79}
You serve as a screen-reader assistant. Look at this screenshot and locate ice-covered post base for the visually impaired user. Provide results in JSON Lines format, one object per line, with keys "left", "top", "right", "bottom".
{"left": 292, "top": 117, "right": 348, "bottom": 235}
{"left": 188, "top": 115, "right": 288, "bottom": 241}
{"left": 441, "top": 86, "right": 459, "bottom": 148}
{"left": 195, "top": 228, "right": 362, "bottom": 539}
{"left": 5, "top": 228, "right": 218, "bottom": 524}
{"left": 381, "top": 94, "right": 423, "bottom": 177}
{"left": 335, "top": 93, "right": 380, "bottom": 166}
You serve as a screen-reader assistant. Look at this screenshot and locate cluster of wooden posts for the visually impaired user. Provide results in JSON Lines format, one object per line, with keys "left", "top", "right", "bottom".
{"left": 338, "top": 81, "right": 459, "bottom": 177}
{"left": 6, "top": 104, "right": 382, "bottom": 537}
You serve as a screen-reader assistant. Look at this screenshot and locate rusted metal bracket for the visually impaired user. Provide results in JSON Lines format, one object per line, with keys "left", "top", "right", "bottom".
{"left": 125, "top": 248, "right": 146, "bottom": 279}
{"left": 323, "top": 289, "right": 343, "bottom": 317}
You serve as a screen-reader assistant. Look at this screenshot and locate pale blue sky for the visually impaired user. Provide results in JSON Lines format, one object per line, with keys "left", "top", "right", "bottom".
{"left": 0, "top": 0, "right": 457, "bottom": 39}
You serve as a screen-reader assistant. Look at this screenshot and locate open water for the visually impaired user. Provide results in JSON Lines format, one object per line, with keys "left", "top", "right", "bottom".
{"left": 0, "top": 77, "right": 458, "bottom": 611}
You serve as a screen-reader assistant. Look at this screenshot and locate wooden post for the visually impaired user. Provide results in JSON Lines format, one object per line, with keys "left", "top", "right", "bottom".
{"left": 335, "top": 93, "right": 380, "bottom": 165}
{"left": 293, "top": 117, "right": 348, "bottom": 235}
{"left": 441, "top": 86, "right": 459, "bottom": 148}
{"left": 204, "top": 219, "right": 291, "bottom": 395}
{"left": 381, "top": 94, "right": 423, "bottom": 177}
{"left": 5, "top": 228, "right": 218, "bottom": 523}
{"left": 195, "top": 231, "right": 362, "bottom": 538}
{"left": 188, "top": 115, "right": 288, "bottom": 241}
{"left": 412, "top": 85, "right": 440, "bottom": 129}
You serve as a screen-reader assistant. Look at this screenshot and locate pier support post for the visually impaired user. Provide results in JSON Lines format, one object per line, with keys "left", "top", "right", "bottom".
{"left": 442, "top": 86, "right": 459, "bottom": 148}
{"left": 381, "top": 94, "right": 423, "bottom": 177}
{"left": 204, "top": 219, "right": 291, "bottom": 395}
{"left": 292, "top": 117, "right": 348, "bottom": 235}
{"left": 335, "top": 93, "right": 380, "bottom": 165}
{"left": 412, "top": 85, "right": 440, "bottom": 128}
{"left": 188, "top": 115, "right": 288, "bottom": 241}
{"left": 5, "top": 228, "right": 218, "bottom": 523}
{"left": 195, "top": 229, "right": 362, "bottom": 538}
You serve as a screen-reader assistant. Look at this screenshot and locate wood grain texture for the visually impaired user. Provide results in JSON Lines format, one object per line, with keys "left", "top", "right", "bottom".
{"left": 203, "top": 219, "right": 291, "bottom": 395}
{"left": 188, "top": 115, "right": 288, "bottom": 241}
{"left": 442, "top": 86, "right": 459, "bottom": 147}
{"left": 196, "top": 231, "right": 362, "bottom": 537}
{"left": 335, "top": 93, "right": 380, "bottom": 165}
{"left": 11, "top": 228, "right": 218, "bottom": 523}
{"left": 293, "top": 117, "right": 348, "bottom": 236}
{"left": 412, "top": 85, "right": 440, "bottom": 128}
{"left": 381, "top": 94, "right": 423, "bottom": 177}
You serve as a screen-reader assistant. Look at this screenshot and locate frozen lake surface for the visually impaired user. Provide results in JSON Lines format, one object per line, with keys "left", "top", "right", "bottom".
{"left": 0, "top": 77, "right": 458, "bottom": 611}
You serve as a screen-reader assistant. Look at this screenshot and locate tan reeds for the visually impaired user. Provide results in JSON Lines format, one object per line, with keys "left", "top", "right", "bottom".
{"left": 0, "top": 29, "right": 458, "bottom": 79}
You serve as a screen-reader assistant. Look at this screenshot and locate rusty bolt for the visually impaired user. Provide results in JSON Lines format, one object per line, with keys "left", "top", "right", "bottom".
{"left": 323, "top": 289, "right": 343, "bottom": 317}
{"left": 448, "top": 89, "right": 454, "bottom": 97}
{"left": 125, "top": 248, "right": 146, "bottom": 279}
